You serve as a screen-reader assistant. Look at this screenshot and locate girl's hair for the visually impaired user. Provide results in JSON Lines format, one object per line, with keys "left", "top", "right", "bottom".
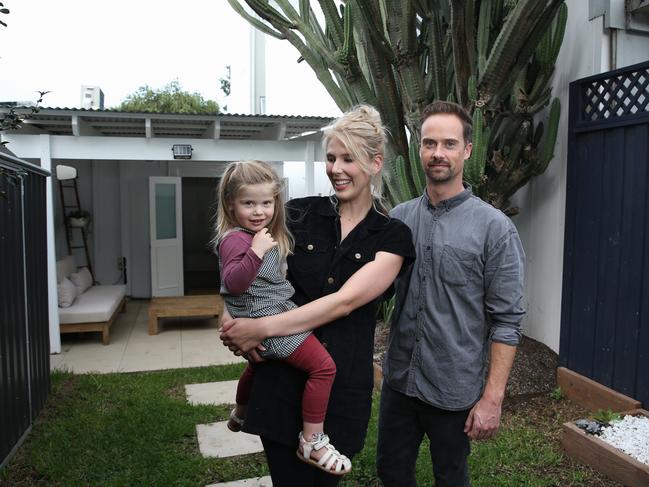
{"left": 213, "top": 160, "right": 293, "bottom": 259}
{"left": 322, "top": 104, "right": 386, "bottom": 200}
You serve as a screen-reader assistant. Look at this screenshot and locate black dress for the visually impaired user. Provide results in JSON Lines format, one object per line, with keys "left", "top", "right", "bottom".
{"left": 242, "top": 196, "right": 415, "bottom": 458}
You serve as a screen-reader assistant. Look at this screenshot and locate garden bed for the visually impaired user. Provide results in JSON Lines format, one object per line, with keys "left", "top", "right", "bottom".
{"left": 562, "top": 409, "right": 649, "bottom": 487}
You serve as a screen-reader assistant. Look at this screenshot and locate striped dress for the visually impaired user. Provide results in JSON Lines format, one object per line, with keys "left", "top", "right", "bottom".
{"left": 218, "top": 229, "right": 310, "bottom": 359}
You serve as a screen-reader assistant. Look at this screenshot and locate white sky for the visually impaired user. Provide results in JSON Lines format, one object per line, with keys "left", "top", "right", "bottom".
{"left": 0, "top": 0, "right": 341, "bottom": 117}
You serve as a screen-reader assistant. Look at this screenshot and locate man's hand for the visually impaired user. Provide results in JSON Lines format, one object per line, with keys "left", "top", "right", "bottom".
{"left": 463, "top": 396, "right": 502, "bottom": 440}
{"left": 251, "top": 228, "right": 277, "bottom": 259}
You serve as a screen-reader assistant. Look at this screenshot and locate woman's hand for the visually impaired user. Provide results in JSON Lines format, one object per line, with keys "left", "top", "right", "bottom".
{"left": 220, "top": 316, "right": 268, "bottom": 355}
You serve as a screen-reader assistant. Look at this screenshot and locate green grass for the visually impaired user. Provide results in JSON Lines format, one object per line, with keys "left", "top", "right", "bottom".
{"left": 1, "top": 366, "right": 610, "bottom": 486}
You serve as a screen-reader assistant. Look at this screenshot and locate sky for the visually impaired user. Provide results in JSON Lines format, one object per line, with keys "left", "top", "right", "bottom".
{"left": 0, "top": 0, "right": 341, "bottom": 117}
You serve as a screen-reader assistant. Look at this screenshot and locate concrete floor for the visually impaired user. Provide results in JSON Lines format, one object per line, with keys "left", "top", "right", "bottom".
{"left": 51, "top": 299, "right": 246, "bottom": 374}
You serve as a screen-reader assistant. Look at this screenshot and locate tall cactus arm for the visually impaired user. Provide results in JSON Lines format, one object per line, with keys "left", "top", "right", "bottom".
{"left": 244, "top": 0, "right": 296, "bottom": 30}
{"left": 270, "top": 0, "right": 348, "bottom": 72}
{"left": 477, "top": 0, "right": 492, "bottom": 76}
{"left": 423, "top": 6, "right": 448, "bottom": 101}
{"left": 355, "top": 0, "right": 396, "bottom": 63}
{"left": 317, "top": 0, "right": 344, "bottom": 49}
{"left": 450, "top": 0, "right": 471, "bottom": 107}
{"left": 478, "top": 0, "right": 564, "bottom": 104}
{"left": 464, "top": 0, "right": 477, "bottom": 78}
{"left": 464, "top": 108, "right": 488, "bottom": 186}
{"left": 226, "top": 0, "right": 285, "bottom": 39}
{"left": 534, "top": 97, "right": 560, "bottom": 176}
{"left": 408, "top": 138, "right": 426, "bottom": 193}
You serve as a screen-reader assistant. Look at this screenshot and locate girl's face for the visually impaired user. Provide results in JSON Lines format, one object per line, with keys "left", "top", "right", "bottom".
{"left": 230, "top": 183, "right": 276, "bottom": 233}
{"left": 325, "top": 137, "right": 376, "bottom": 204}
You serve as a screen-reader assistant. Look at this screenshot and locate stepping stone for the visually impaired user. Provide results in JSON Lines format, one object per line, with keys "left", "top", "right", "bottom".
{"left": 197, "top": 421, "right": 263, "bottom": 458}
{"left": 205, "top": 476, "right": 272, "bottom": 487}
{"left": 186, "top": 380, "right": 238, "bottom": 406}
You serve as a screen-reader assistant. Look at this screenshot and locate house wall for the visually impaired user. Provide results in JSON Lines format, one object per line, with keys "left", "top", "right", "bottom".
{"left": 119, "top": 162, "right": 168, "bottom": 298}
{"left": 511, "top": 0, "right": 649, "bottom": 352}
{"left": 92, "top": 161, "right": 121, "bottom": 286}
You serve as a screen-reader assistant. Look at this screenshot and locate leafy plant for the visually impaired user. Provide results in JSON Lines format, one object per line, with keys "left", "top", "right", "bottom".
{"left": 593, "top": 408, "right": 621, "bottom": 425}
{"left": 227, "top": 0, "right": 567, "bottom": 214}
{"left": 550, "top": 386, "right": 564, "bottom": 401}
{"left": 118, "top": 80, "right": 221, "bottom": 114}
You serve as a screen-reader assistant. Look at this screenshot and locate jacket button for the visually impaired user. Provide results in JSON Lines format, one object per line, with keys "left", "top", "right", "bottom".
{"left": 307, "top": 244, "right": 314, "bottom": 250}
{"left": 354, "top": 253, "right": 361, "bottom": 259}
{"left": 327, "top": 277, "right": 334, "bottom": 284}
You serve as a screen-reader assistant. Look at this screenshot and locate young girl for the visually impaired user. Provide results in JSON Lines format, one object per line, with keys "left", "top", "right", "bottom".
{"left": 214, "top": 160, "right": 352, "bottom": 476}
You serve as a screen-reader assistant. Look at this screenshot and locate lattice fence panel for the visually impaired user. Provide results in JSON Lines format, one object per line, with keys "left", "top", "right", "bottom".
{"left": 582, "top": 66, "right": 649, "bottom": 122}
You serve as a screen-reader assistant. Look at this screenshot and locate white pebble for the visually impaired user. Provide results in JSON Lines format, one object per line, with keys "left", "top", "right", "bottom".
{"left": 598, "top": 415, "right": 649, "bottom": 466}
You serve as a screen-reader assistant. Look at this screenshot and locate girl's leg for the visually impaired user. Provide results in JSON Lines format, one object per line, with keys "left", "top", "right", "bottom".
{"left": 229, "top": 364, "right": 254, "bottom": 430}
{"left": 261, "top": 436, "right": 343, "bottom": 487}
{"left": 284, "top": 334, "right": 336, "bottom": 438}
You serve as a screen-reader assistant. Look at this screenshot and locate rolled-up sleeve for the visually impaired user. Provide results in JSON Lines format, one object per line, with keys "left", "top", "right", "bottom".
{"left": 484, "top": 227, "right": 526, "bottom": 346}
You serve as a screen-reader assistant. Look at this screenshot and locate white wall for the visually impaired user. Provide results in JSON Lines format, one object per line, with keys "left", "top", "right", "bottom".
{"left": 92, "top": 161, "right": 122, "bottom": 285}
{"left": 511, "top": 0, "right": 649, "bottom": 352}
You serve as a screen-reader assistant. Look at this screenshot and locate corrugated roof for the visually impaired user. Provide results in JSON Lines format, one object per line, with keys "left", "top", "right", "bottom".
{"left": 1, "top": 106, "right": 333, "bottom": 140}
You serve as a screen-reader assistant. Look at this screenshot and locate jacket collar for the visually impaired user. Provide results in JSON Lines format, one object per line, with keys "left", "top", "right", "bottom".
{"left": 315, "top": 196, "right": 389, "bottom": 231}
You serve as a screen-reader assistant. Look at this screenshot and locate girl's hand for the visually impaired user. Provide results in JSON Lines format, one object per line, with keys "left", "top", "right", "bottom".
{"left": 251, "top": 228, "right": 277, "bottom": 258}
{"left": 220, "top": 316, "right": 268, "bottom": 354}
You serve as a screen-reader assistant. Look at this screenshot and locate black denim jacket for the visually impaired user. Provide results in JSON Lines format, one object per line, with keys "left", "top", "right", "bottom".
{"left": 242, "top": 196, "right": 414, "bottom": 455}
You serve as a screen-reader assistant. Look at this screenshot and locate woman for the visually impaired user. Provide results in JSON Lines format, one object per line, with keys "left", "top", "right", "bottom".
{"left": 220, "top": 104, "right": 414, "bottom": 486}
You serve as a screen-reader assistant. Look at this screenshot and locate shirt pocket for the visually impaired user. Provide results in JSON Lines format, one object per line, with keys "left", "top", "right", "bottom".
{"left": 439, "top": 245, "right": 479, "bottom": 286}
{"left": 291, "top": 237, "right": 330, "bottom": 274}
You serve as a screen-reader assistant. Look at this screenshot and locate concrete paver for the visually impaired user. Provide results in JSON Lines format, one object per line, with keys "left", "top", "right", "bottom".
{"left": 196, "top": 421, "right": 264, "bottom": 458}
{"left": 205, "top": 476, "right": 272, "bottom": 487}
{"left": 185, "top": 380, "right": 238, "bottom": 406}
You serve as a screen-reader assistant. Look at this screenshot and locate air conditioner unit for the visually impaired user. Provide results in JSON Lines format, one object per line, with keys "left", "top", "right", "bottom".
{"left": 80, "top": 86, "right": 104, "bottom": 110}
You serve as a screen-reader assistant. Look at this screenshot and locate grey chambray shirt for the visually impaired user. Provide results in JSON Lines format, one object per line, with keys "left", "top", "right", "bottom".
{"left": 384, "top": 186, "right": 525, "bottom": 411}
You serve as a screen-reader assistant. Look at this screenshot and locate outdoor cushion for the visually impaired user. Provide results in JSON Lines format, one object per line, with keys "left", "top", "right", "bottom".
{"left": 57, "top": 277, "right": 78, "bottom": 308}
{"left": 56, "top": 255, "right": 77, "bottom": 283}
{"left": 58, "top": 285, "right": 126, "bottom": 324}
{"left": 70, "top": 267, "right": 93, "bottom": 294}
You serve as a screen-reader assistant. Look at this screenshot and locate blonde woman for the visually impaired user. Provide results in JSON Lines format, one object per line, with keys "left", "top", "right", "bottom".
{"left": 220, "top": 105, "right": 415, "bottom": 487}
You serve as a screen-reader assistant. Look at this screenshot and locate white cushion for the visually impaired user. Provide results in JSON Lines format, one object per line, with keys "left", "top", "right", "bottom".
{"left": 56, "top": 256, "right": 77, "bottom": 283}
{"left": 57, "top": 277, "right": 78, "bottom": 308}
{"left": 70, "top": 267, "right": 93, "bottom": 294}
{"left": 58, "top": 285, "right": 126, "bottom": 324}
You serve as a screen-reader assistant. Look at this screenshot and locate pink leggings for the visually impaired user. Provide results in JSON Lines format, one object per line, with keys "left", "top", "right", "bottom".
{"left": 236, "top": 334, "right": 336, "bottom": 423}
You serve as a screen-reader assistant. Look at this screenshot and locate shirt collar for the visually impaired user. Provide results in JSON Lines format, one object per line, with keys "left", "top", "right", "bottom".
{"left": 421, "top": 183, "right": 472, "bottom": 211}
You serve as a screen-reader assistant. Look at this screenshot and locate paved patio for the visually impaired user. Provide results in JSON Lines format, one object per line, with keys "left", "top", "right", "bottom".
{"left": 51, "top": 299, "right": 246, "bottom": 374}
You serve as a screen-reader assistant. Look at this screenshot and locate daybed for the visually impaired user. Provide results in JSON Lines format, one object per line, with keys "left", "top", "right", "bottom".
{"left": 56, "top": 256, "right": 126, "bottom": 345}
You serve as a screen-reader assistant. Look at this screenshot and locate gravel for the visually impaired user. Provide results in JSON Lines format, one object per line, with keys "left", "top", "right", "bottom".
{"left": 599, "top": 415, "right": 649, "bottom": 466}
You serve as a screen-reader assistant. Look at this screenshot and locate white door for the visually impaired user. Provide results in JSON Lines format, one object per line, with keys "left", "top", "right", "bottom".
{"left": 149, "top": 177, "right": 184, "bottom": 297}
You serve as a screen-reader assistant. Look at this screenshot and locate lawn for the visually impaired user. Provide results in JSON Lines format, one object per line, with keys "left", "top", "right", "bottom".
{"left": 1, "top": 365, "right": 615, "bottom": 486}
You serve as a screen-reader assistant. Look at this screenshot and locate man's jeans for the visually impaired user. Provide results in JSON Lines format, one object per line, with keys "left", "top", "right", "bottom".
{"left": 376, "top": 383, "right": 472, "bottom": 487}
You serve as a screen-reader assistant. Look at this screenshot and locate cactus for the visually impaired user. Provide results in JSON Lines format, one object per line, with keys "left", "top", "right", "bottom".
{"left": 227, "top": 0, "right": 567, "bottom": 213}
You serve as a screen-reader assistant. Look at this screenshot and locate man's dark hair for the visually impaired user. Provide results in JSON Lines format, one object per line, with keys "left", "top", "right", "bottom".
{"left": 420, "top": 101, "right": 473, "bottom": 144}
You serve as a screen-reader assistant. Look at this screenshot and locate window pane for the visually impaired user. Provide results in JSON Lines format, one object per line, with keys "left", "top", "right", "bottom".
{"left": 155, "top": 184, "right": 176, "bottom": 239}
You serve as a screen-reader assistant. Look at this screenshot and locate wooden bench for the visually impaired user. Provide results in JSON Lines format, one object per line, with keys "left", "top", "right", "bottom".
{"left": 148, "top": 295, "right": 224, "bottom": 335}
{"left": 60, "top": 295, "right": 127, "bottom": 345}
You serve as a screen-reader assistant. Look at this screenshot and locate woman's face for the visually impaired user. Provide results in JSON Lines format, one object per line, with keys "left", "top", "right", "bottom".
{"left": 325, "top": 137, "right": 374, "bottom": 204}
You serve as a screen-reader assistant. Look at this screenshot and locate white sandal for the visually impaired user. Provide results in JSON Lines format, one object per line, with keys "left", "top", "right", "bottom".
{"left": 296, "top": 431, "right": 352, "bottom": 476}
{"left": 227, "top": 408, "right": 244, "bottom": 432}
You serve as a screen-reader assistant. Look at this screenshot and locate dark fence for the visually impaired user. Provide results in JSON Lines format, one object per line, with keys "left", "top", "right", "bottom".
{"left": 561, "top": 60, "right": 649, "bottom": 406}
{"left": 1, "top": 151, "right": 51, "bottom": 467}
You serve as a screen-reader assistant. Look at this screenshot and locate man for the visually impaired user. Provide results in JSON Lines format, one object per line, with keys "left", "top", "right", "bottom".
{"left": 376, "top": 100, "right": 525, "bottom": 487}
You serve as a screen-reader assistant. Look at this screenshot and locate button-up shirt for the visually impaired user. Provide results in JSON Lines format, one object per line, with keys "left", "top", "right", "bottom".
{"left": 385, "top": 187, "right": 525, "bottom": 410}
